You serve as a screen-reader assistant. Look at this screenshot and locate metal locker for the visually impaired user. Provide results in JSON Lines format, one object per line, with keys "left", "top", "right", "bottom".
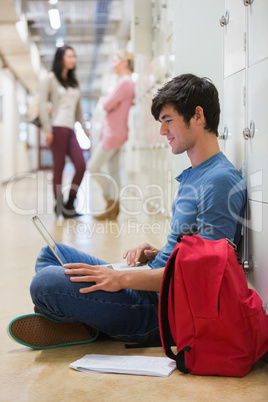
{"left": 222, "top": 0, "right": 246, "bottom": 78}
{"left": 246, "top": 58, "right": 268, "bottom": 203}
{"left": 247, "top": 200, "right": 268, "bottom": 310}
{"left": 248, "top": 0, "right": 268, "bottom": 67}
{"left": 221, "top": 69, "right": 246, "bottom": 171}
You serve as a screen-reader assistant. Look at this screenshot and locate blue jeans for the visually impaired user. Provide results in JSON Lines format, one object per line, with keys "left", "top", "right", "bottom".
{"left": 30, "top": 243, "right": 160, "bottom": 343}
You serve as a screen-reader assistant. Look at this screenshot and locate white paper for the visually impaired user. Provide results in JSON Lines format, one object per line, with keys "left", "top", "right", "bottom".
{"left": 70, "top": 354, "right": 176, "bottom": 377}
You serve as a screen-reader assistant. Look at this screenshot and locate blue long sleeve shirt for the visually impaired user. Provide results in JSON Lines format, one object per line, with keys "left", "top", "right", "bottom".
{"left": 149, "top": 152, "right": 246, "bottom": 269}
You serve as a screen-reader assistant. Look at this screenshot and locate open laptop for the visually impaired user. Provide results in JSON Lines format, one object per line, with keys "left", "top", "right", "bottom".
{"left": 32, "top": 215, "right": 67, "bottom": 266}
{"left": 31, "top": 216, "right": 151, "bottom": 271}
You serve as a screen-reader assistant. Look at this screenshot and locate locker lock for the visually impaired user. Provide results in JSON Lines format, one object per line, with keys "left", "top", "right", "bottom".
{"left": 219, "top": 10, "right": 229, "bottom": 27}
{"left": 243, "top": 0, "right": 254, "bottom": 6}
{"left": 243, "top": 120, "right": 255, "bottom": 140}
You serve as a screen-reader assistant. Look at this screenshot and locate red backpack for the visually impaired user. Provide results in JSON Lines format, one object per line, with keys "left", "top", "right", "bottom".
{"left": 159, "top": 234, "right": 268, "bottom": 377}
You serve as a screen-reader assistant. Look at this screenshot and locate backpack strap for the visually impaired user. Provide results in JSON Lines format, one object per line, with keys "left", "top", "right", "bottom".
{"left": 176, "top": 346, "right": 191, "bottom": 373}
{"left": 177, "top": 227, "right": 199, "bottom": 243}
{"left": 159, "top": 250, "right": 178, "bottom": 361}
{"left": 160, "top": 250, "right": 191, "bottom": 373}
{"left": 160, "top": 232, "right": 198, "bottom": 374}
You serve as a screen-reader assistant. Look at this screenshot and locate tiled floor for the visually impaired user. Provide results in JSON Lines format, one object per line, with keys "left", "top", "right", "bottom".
{"left": 1, "top": 167, "right": 268, "bottom": 402}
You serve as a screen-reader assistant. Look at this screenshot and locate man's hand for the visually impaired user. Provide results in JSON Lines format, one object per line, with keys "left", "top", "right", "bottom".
{"left": 122, "top": 243, "right": 160, "bottom": 267}
{"left": 64, "top": 262, "right": 164, "bottom": 293}
{"left": 64, "top": 263, "right": 121, "bottom": 293}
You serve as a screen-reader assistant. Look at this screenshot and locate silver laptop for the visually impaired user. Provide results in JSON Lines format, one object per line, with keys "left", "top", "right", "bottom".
{"left": 32, "top": 215, "right": 151, "bottom": 271}
{"left": 32, "top": 215, "right": 66, "bottom": 266}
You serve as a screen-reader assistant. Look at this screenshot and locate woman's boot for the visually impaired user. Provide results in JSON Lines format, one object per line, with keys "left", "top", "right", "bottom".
{"left": 54, "top": 193, "right": 64, "bottom": 217}
{"left": 63, "top": 193, "right": 82, "bottom": 218}
{"left": 94, "top": 199, "right": 120, "bottom": 220}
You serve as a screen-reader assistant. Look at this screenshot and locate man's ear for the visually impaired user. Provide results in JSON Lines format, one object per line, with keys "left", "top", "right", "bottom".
{"left": 194, "top": 106, "right": 205, "bottom": 125}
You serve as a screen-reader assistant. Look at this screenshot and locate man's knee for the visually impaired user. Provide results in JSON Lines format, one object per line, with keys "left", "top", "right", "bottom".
{"left": 36, "top": 246, "right": 57, "bottom": 266}
{"left": 30, "top": 266, "right": 66, "bottom": 300}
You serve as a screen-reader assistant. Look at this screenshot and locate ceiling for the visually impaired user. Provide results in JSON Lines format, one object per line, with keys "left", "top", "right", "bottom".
{"left": 0, "top": 0, "right": 131, "bottom": 99}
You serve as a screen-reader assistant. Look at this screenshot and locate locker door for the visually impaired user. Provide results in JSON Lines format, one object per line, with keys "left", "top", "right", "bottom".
{"left": 248, "top": 0, "right": 268, "bottom": 67}
{"left": 221, "top": 70, "right": 245, "bottom": 170}
{"left": 131, "top": 0, "right": 152, "bottom": 57}
{"left": 223, "top": 0, "right": 246, "bottom": 78}
{"left": 247, "top": 200, "right": 268, "bottom": 310}
{"left": 247, "top": 58, "right": 268, "bottom": 203}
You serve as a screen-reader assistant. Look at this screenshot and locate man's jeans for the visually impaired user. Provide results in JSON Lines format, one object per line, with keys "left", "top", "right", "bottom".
{"left": 30, "top": 243, "right": 160, "bottom": 343}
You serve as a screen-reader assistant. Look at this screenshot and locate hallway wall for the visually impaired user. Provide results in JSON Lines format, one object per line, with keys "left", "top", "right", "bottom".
{"left": 0, "top": 65, "right": 38, "bottom": 184}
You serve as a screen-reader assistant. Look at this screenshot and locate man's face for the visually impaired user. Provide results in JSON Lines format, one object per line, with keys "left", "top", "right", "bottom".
{"left": 159, "top": 105, "right": 196, "bottom": 155}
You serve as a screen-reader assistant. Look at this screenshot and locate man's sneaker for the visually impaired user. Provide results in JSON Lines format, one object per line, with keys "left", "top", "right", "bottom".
{"left": 7, "top": 313, "right": 99, "bottom": 349}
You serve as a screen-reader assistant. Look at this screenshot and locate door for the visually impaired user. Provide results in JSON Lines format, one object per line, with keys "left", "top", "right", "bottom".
{"left": 247, "top": 58, "right": 268, "bottom": 203}
{"left": 223, "top": 0, "right": 246, "bottom": 78}
{"left": 221, "top": 69, "right": 246, "bottom": 171}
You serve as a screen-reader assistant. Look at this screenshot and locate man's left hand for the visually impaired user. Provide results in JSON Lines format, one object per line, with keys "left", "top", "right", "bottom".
{"left": 64, "top": 263, "right": 121, "bottom": 293}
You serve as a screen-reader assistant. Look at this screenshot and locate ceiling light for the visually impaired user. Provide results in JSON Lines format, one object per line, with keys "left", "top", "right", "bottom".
{"left": 56, "top": 38, "right": 65, "bottom": 47}
{"left": 49, "top": 0, "right": 58, "bottom": 5}
{"left": 48, "top": 9, "right": 61, "bottom": 30}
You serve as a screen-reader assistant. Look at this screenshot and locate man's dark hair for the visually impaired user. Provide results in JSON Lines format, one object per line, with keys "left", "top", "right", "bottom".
{"left": 151, "top": 74, "right": 220, "bottom": 136}
{"left": 51, "top": 45, "right": 78, "bottom": 88}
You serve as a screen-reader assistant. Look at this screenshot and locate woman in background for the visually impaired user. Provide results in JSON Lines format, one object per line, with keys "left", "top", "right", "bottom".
{"left": 39, "top": 45, "right": 89, "bottom": 218}
{"left": 87, "top": 50, "right": 135, "bottom": 220}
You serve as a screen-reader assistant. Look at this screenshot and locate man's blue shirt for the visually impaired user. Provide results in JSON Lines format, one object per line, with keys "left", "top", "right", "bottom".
{"left": 149, "top": 152, "right": 246, "bottom": 269}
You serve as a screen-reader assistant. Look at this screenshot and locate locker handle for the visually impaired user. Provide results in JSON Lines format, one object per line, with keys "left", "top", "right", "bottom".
{"left": 243, "top": 120, "right": 255, "bottom": 140}
{"left": 243, "top": 0, "right": 254, "bottom": 6}
{"left": 219, "top": 125, "right": 228, "bottom": 140}
{"left": 219, "top": 11, "right": 229, "bottom": 27}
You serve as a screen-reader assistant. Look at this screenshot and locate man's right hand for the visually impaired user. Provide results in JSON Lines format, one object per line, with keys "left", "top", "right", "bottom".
{"left": 122, "top": 243, "right": 160, "bottom": 267}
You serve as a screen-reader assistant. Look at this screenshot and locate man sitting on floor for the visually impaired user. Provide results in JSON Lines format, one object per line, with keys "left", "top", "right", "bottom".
{"left": 8, "top": 74, "right": 246, "bottom": 349}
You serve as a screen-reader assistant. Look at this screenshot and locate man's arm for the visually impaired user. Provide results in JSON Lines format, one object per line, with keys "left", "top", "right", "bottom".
{"left": 119, "top": 267, "right": 164, "bottom": 292}
{"left": 64, "top": 263, "right": 164, "bottom": 293}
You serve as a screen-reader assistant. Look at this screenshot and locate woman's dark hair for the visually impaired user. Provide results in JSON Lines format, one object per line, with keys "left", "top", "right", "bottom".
{"left": 51, "top": 45, "right": 78, "bottom": 88}
{"left": 151, "top": 74, "right": 220, "bottom": 136}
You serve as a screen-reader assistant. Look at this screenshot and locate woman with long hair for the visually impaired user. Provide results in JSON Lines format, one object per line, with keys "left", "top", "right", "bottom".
{"left": 39, "top": 45, "right": 89, "bottom": 218}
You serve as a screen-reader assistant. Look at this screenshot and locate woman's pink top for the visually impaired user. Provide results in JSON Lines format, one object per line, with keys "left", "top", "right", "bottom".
{"left": 101, "top": 75, "right": 135, "bottom": 150}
